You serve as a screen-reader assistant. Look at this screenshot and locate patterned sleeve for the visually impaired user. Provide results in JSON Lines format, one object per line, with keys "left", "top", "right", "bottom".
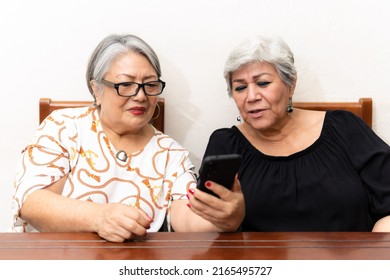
{"left": 12, "top": 109, "right": 79, "bottom": 227}
{"left": 169, "top": 150, "right": 197, "bottom": 200}
{"left": 151, "top": 135, "right": 196, "bottom": 232}
{"left": 160, "top": 136, "right": 197, "bottom": 202}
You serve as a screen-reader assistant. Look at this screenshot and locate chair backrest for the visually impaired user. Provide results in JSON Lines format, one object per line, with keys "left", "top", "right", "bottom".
{"left": 39, "top": 97, "right": 165, "bottom": 132}
{"left": 293, "top": 97, "right": 372, "bottom": 127}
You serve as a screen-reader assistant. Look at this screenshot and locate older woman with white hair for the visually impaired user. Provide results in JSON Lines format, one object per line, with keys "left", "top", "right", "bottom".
{"left": 188, "top": 35, "right": 390, "bottom": 232}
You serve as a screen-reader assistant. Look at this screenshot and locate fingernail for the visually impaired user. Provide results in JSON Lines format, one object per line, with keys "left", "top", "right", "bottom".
{"left": 188, "top": 188, "right": 195, "bottom": 195}
{"left": 186, "top": 194, "right": 190, "bottom": 199}
{"left": 205, "top": 181, "right": 212, "bottom": 188}
{"left": 186, "top": 203, "right": 191, "bottom": 208}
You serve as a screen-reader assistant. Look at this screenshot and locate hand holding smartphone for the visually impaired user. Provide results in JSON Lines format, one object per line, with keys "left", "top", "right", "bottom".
{"left": 196, "top": 154, "right": 242, "bottom": 197}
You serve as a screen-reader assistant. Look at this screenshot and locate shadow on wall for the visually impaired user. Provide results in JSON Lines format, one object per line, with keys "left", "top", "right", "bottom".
{"left": 292, "top": 54, "right": 327, "bottom": 102}
{"left": 158, "top": 55, "right": 201, "bottom": 162}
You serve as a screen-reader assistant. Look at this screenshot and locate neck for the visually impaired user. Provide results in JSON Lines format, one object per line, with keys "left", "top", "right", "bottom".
{"left": 101, "top": 122, "right": 154, "bottom": 155}
{"left": 240, "top": 115, "right": 294, "bottom": 143}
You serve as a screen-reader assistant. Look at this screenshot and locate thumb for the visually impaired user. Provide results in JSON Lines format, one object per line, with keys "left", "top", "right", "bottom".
{"left": 231, "top": 174, "right": 242, "bottom": 193}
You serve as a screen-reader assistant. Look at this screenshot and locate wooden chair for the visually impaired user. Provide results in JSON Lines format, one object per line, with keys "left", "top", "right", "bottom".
{"left": 293, "top": 97, "right": 372, "bottom": 127}
{"left": 39, "top": 97, "right": 165, "bottom": 132}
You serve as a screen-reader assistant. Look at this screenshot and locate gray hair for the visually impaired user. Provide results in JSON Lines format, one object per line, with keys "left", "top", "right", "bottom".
{"left": 223, "top": 35, "right": 297, "bottom": 96}
{"left": 86, "top": 34, "right": 161, "bottom": 100}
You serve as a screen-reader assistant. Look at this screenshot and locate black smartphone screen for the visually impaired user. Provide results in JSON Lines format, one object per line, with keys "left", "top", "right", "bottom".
{"left": 196, "top": 154, "right": 242, "bottom": 197}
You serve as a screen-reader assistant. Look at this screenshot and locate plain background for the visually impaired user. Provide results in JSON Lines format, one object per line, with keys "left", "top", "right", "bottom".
{"left": 0, "top": 0, "right": 389, "bottom": 232}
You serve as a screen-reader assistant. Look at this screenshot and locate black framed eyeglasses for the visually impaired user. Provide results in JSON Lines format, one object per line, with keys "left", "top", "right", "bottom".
{"left": 101, "top": 79, "right": 166, "bottom": 97}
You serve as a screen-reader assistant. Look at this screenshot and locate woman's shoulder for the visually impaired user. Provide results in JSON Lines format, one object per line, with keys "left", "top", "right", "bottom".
{"left": 37, "top": 107, "right": 97, "bottom": 137}
{"left": 204, "top": 126, "right": 245, "bottom": 155}
{"left": 209, "top": 126, "right": 239, "bottom": 139}
{"left": 43, "top": 106, "right": 96, "bottom": 124}
{"left": 325, "top": 109, "right": 369, "bottom": 129}
{"left": 321, "top": 109, "right": 378, "bottom": 148}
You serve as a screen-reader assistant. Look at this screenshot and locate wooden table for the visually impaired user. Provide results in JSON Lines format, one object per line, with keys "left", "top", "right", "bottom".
{"left": 1, "top": 231, "right": 390, "bottom": 260}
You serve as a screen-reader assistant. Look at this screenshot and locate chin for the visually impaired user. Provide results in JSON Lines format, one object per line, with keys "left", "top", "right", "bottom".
{"left": 122, "top": 117, "right": 148, "bottom": 129}
{"left": 246, "top": 119, "right": 269, "bottom": 130}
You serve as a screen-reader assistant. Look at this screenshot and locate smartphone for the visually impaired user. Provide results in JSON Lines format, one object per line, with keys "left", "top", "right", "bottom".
{"left": 196, "top": 154, "right": 242, "bottom": 197}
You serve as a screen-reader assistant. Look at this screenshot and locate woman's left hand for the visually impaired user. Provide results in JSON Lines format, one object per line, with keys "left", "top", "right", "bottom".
{"left": 187, "top": 175, "right": 245, "bottom": 232}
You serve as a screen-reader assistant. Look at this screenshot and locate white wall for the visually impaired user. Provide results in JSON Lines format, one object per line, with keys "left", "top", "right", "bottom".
{"left": 1, "top": 0, "right": 389, "bottom": 231}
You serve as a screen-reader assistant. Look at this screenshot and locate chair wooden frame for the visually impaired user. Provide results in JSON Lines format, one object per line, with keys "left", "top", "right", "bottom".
{"left": 40, "top": 97, "right": 372, "bottom": 132}
{"left": 39, "top": 97, "right": 165, "bottom": 132}
{"left": 293, "top": 97, "right": 372, "bottom": 127}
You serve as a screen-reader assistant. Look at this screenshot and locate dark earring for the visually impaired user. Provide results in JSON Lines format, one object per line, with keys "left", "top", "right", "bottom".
{"left": 286, "top": 98, "right": 293, "bottom": 113}
{"left": 92, "top": 94, "right": 101, "bottom": 109}
{"left": 93, "top": 101, "right": 101, "bottom": 109}
{"left": 237, "top": 115, "right": 241, "bottom": 122}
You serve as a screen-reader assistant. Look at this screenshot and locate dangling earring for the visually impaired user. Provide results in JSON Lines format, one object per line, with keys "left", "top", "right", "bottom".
{"left": 151, "top": 102, "right": 161, "bottom": 120}
{"left": 286, "top": 98, "right": 293, "bottom": 113}
{"left": 236, "top": 115, "right": 241, "bottom": 122}
{"left": 93, "top": 101, "right": 101, "bottom": 109}
{"left": 92, "top": 92, "right": 101, "bottom": 109}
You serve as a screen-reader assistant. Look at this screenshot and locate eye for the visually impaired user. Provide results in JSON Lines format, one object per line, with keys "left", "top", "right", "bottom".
{"left": 256, "top": 81, "right": 271, "bottom": 87}
{"left": 234, "top": 85, "right": 247, "bottom": 92}
{"left": 120, "top": 82, "right": 136, "bottom": 88}
{"left": 145, "top": 82, "right": 159, "bottom": 89}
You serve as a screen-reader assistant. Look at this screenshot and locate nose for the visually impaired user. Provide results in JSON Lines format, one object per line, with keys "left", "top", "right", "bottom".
{"left": 247, "top": 83, "right": 261, "bottom": 101}
{"left": 132, "top": 86, "right": 147, "bottom": 100}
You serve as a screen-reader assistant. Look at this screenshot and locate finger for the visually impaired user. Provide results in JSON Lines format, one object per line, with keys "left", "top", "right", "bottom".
{"left": 188, "top": 190, "right": 225, "bottom": 220}
{"left": 104, "top": 232, "right": 131, "bottom": 243}
{"left": 189, "top": 187, "right": 221, "bottom": 210}
{"left": 199, "top": 180, "right": 233, "bottom": 200}
{"left": 209, "top": 175, "right": 241, "bottom": 200}
{"left": 230, "top": 175, "right": 242, "bottom": 193}
{"left": 125, "top": 207, "right": 153, "bottom": 228}
{"left": 119, "top": 216, "right": 148, "bottom": 237}
{"left": 189, "top": 201, "right": 223, "bottom": 225}
{"left": 121, "top": 207, "right": 152, "bottom": 236}
{"left": 98, "top": 223, "right": 133, "bottom": 242}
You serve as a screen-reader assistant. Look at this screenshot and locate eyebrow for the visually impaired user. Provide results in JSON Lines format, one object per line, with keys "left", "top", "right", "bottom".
{"left": 116, "top": 74, "right": 158, "bottom": 80}
{"left": 232, "top": 73, "right": 272, "bottom": 83}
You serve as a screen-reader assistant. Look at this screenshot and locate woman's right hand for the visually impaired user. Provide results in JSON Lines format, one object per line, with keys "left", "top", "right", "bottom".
{"left": 94, "top": 203, "right": 153, "bottom": 242}
{"left": 180, "top": 175, "right": 245, "bottom": 232}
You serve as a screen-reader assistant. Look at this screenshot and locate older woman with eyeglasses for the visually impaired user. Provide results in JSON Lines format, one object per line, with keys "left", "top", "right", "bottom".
{"left": 12, "top": 34, "right": 245, "bottom": 242}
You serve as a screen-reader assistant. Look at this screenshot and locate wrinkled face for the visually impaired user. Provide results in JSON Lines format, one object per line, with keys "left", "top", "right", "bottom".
{"left": 231, "top": 61, "right": 294, "bottom": 131}
{"left": 93, "top": 52, "right": 159, "bottom": 134}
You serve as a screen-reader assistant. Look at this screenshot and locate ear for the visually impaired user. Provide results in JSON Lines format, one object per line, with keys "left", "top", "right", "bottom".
{"left": 90, "top": 80, "right": 102, "bottom": 106}
{"left": 289, "top": 79, "right": 297, "bottom": 98}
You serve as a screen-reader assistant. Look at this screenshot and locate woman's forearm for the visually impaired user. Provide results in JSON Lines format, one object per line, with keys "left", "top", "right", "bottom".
{"left": 170, "top": 200, "right": 220, "bottom": 232}
{"left": 20, "top": 189, "right": 101, "bottom": 233}
{"left": 372, "top": 215, "right": 390, "bottom": 232}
